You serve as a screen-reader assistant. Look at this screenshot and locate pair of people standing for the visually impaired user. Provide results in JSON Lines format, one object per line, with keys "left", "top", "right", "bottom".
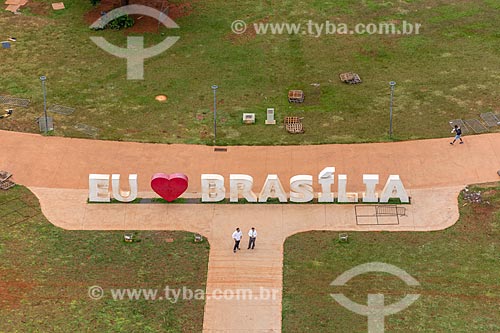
{"left": 231, "top": 227, "right": 257, "bottom": 253}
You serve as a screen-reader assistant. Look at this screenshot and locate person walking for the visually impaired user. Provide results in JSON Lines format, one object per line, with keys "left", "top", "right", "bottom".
{"left": 450, "top": 125, "right": 464, "bottom": 145}
{"left": 232, "top": 227, "right": 243, "bottom": 253}
{"left": 247, "top": 227, "right": 257, "bottom": 250}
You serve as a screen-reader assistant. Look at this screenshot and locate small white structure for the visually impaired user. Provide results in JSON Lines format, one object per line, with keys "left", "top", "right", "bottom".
{"left": 199, "top": 170, "right": 410, "bottom": 204}
{"left": 265, "top": 108, "right": 276, "bottom": 125}
{"left": 201, "top": 174, "right": 226, "bottom": 202}
{"left": 362, "top": 174, "right": 379, "bottom": 203}
{"left": 379, "top": 175, "right": 409, "bottom": 203}
{"left": 230, "top": 174, "right": 257, "bottom": 202}
{"left": 88, "top": 174, "right": 138, "bottom": 203}
{"left": 258, "top": 175, "right": 287, "bottom": 203}
{"left": 242, "top": 113, "right": 255, "bottom": 124}
{"left": 337, "top": 174, "right": 359, "bottom": 203}
{"left": 289, "top": 175, "right": 314, "bottom": 203}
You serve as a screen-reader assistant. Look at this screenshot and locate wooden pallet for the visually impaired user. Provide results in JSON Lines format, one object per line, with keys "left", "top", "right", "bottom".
{"left": 284, "top": 116, "right": 304, "bottom": 134}
{"left": 0, "top": 171, "right": 12, "bottom": 182}
{"left": 339, "top": 72, "right": 362, "bottom": 84}
{"left": 0, "top": 179, "right": 15, "bottom": 190}
{"left": 288, "top": 90, "right": 304, "bottom": 103}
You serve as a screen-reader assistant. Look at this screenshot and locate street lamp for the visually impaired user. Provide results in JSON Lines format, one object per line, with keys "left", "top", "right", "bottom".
{"left": 389, "top": 81, "right": 396, "bottom": 139}
{"left": 40, "top": 76, "right": 48, "bottom": 134}
{"left": 211, "top": 85, "right": 218, "bottom": 144}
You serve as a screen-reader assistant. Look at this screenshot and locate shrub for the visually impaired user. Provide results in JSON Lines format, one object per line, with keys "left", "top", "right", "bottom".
{"left": 107, "top": 14, "right": 135, "bottom": 30}
{"left": 91, "top": 11, "right": 135, "bottom": 31}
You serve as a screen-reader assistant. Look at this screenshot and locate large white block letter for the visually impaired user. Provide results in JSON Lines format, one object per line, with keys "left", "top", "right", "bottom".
{"left": 290, "top": 175, "right": 314, "bottom": 203}
{"left": 337, "top": 174, "right": 358, "bottom": 203}
{"left": 258, "top": 174, "right": 287, "bottom": 203}
{"left": 201, "top": 174, "right": 226, "bottom": 202}
{"left": 112, "top": 174, "right": 138, "bottom": 202}
{"left": 89, "top": 174, "right": 110, "bottom": 202}
{"left": 362, "top": 174, "right": 379, "bottom": 203}
{"left": 380, "top": 175, "right": 409, "bottom": 203}
{"left": 230, "top": 174, "right": 257, "bottom": 203}
{"left": 318, "top": 167, "right": 335, "bottom": 203}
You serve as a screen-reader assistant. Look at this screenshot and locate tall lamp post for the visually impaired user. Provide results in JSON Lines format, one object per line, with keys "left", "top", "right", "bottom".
{"left": 40, "top": 76, "right": 48, "bottom": 134}
{"left": 389, "top": 81, "right": 396, "bottom": 139}
{"left": 211, "top": 85, "right": 218, "bottom": 144}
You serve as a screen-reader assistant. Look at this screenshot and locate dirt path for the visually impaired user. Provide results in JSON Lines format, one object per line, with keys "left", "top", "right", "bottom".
{"left": 1, "top": 130, "right": 499, "bottom": 332}
{"left": 2, "top": 130, "right": 499, "bottom": 192}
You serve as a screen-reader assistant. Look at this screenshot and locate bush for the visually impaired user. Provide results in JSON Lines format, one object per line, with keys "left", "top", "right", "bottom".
{"left": 107, "top": 14, "right": 134, "bottom": 30}
{"left": 90, "top": 0, "right": 100, "bottom": 5}
{"left": 91, "top": 11, "right": 135, "bottom": 31}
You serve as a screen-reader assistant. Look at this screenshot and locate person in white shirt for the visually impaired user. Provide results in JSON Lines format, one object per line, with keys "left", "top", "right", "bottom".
{"left": 248, "top": 227, "right": 257, "bottom": 250}
{"left": 232, "top": 227, "right": 243, "bottom": 253}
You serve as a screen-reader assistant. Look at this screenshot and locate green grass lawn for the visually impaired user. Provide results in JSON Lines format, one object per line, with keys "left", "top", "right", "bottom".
{"left": 0, "top": 0, "right": 498, "bottom": 145}
{"left": 0, "top": 186, "right": 210, "bottom": 332}
{"left": 283, "top": 182, "right": 500, "bottom": 332}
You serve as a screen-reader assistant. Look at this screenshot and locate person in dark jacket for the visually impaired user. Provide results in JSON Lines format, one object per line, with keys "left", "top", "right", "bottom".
{"left": 450, "top": 125, "right": 464, "bottom": 145}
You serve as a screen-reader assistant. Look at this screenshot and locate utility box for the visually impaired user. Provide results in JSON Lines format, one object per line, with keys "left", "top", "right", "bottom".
{"left": 265, "top": 108, "right": 276, "bottom": 125}
{"left": 37, "top": 117, "right": 54, "bottom": 132}
{"left": 242, "top": 113, "right": 255, "bottom": 124}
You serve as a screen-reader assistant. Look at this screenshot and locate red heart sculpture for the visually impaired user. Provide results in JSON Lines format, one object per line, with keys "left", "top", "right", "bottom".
{"left": 151, "top": 173, "right": 189, "bottom": 202}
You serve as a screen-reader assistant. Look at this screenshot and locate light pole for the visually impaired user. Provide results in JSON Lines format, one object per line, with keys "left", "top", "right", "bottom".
{"left": 389, "top": 81, "right": 396, "bottom": 139}
{"left": 40, "top": 76, "right": 48, "bottom": 134}
{"left": 211, "top": 85, "right": 218, "bottom": 144}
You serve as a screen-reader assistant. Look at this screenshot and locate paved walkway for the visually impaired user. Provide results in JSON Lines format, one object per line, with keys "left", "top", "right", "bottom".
{"left": 1, "top": 130, "right": 500, "bottom": 332}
